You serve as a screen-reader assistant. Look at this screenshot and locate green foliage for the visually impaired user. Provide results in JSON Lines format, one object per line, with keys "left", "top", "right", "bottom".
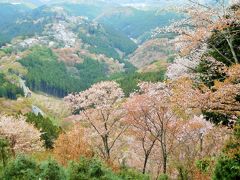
{"left": 203, "top": 111, "right": 230, "bottom": 126}
{"left": 0, "top": 138, "right": 11, "bottom": 169}
{"left": 74, "top": 57, "right": 108, "bottom": 88}
{"left": 208, "top": 27, "right": 240, "bottom": 66}
{"left": 0, "top": 73, "right": 24, "bottom": 99}
{"left": 39, "top": 159, "right": 66, "bottom": 180}
{"left": 213, "top": 121, "right": 240, "bottom": 179}
{"left": 0, "top": 50, "right": 5, "bottom": 58}
{"left": 103, "top": 25, "right": 137, "bottom": 55}
{"left": 234, "top": 119, "right": 240, "bottom": 138}
{"left": 67, "top": 157, "right": 120, "bottom": 180}
{"left": 19, "top": 46, "right": 107, "bottom": 97}
{"left": 1, "top": 155, "right": 39, "bottom": 180}
{"left": 118, "top": 168, "right": 150, "bottom": 180}
{"left": 25, "top": 113, "right": 61, "bottom": 149}
{"left": 0, "top": 47, "right": 13, "bottom": 55}
{"left": 110, "top": 70, "right": 165, "bottom": 96}
{"left": 195, "top": 158, "right": 212, "bottom": 173}
{"left": 1, "top": 156, "right": 66, "bottom": 180}
{"left": 158, "top": 174, "right": 169, "bottom": 180}
{"left": 197, "top": 58, "right": 227, "bottom": 87}
{"left": 26, "top": 46, "right": 58, "bottom": 61}
{"left": 118, "top": 59, "right": 137, "bottom": 73}
{"left": 166, "top": 56, "right": 175, "bottom": 63}
{"left": 0, "top": 155, "right": 152, "bottom": 180}
{"left": 213, "top": 156, "right": 240, "bottom": 180}
{"left": 176, "top": 165, "right": 189, "bottom": 180}
{"left": 19, "top": 46, "right": 74, "bottom": 97}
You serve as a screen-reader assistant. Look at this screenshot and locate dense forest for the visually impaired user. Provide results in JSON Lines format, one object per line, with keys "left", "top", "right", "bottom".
{"left": 109, "top": 70, "right": 166, "bottom": 96}
{"left": 19, "top": 46, "right": 108, "bottom": 97}
{"left": 0, "top": 74, "right": 23, "bottom": 99}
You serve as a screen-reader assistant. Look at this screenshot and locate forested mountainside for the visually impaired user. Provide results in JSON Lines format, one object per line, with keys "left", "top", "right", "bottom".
{"left": 0, "top": 2, "right": 175, "bottom": 97}
{"left": 0, "top": 0, "right": 239, "bottom": 179}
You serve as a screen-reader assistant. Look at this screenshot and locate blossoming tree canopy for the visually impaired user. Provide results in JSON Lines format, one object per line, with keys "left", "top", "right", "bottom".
{"left": 65, "top": 81, "right": 124, "bottom": 113}
{"left": 0, "top": 114, "right": 43, "bottom": 154}
{"left": 64, "top": 81, "right": 127, "bottom": 161}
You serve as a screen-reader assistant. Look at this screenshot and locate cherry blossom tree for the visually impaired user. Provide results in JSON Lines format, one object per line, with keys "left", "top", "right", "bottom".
{"left": 65, "top": 81, "right": 128, "bottom": 161}
{"left": 124, "top": 82, "right": 181, "bottom": 174}
{"left": 154, "top": 0, "right": 239, "bottom": 57}
{"left": 160, "top": 1, "right": 240, "bottom": 81}
{"left": 166, "top": 45, "right": 207, "bottom": 80}
{"left": 124, "top": 93, "right": 160, "bottom": 174}
{"left": 170, "top": 115, "right": 229, "bottom": 179}
{"left": 124, "top": 81, "right": 228, "bottom": 177}
{"left": 0, "top": 114, "right": 43, "bottom": 155}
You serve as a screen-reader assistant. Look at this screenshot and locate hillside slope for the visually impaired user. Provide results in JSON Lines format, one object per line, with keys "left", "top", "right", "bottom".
{"left": 129, "top": 38, "right": 174, "bottom": 68}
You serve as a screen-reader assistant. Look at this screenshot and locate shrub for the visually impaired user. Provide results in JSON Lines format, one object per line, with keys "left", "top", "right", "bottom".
{"left": 195, "top": 158, "right": 212, "bottom": 173}
{"left": 158, "top": 174, "right": 168, "bottom": 180}
{"left": 213, "top": 156, "right": 240, "bottom": 180}
{"left": 1, "top": 156, "right": 68, "bottom": 180}
{"left": 1, "top": 155, "right": 39, "bottom": 180}
{"left": 67, "top": 157, "right": 119, "bottom": 180}
{"left": 0, "top": 138, "right": 11, "bottom": 168}
{"left": 39, "top": 159, "right": 66, "bottom": 180}
{"left": 118, "top": 168, "right": 150, "bottom": 180}
{"left": 213, "top": 120, "right": 240, "bottom": 179}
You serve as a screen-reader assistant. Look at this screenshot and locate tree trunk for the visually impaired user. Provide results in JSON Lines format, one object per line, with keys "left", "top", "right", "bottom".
{"left": 226, "top": 35, "right": 238, "bottom": 64}
{"left": 102, "top": 135, "right": 110, "bottom": 161}
{"left": 162, "top": 152, "right": 167, "bottom": 174}
{"left": 143, "top": 153, "right": 150, "bottom": 174}
{"left": 9, "top": 136, "right": 16, "bottom": 157}
{"left": 160, "top": 131, "right": 167, "bottom": 174}
{"left": 142, "top": 138, "right": 158, "bottom": 174}
{"left": 199, "top": 133, "right": 203, "bottom": 154}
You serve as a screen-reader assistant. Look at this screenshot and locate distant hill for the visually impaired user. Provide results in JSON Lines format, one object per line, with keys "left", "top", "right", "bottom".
{"left": 0, "top": 3, "right": 30, "bottom": 25}
{"left": 0, "top": 0, "right": 222, "bottom": 8}
{"left": 96, "top": 7, "right": 182, "bottom": 41}
{"left": 0, "top": 1, "right": 184, "bottom": 44}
